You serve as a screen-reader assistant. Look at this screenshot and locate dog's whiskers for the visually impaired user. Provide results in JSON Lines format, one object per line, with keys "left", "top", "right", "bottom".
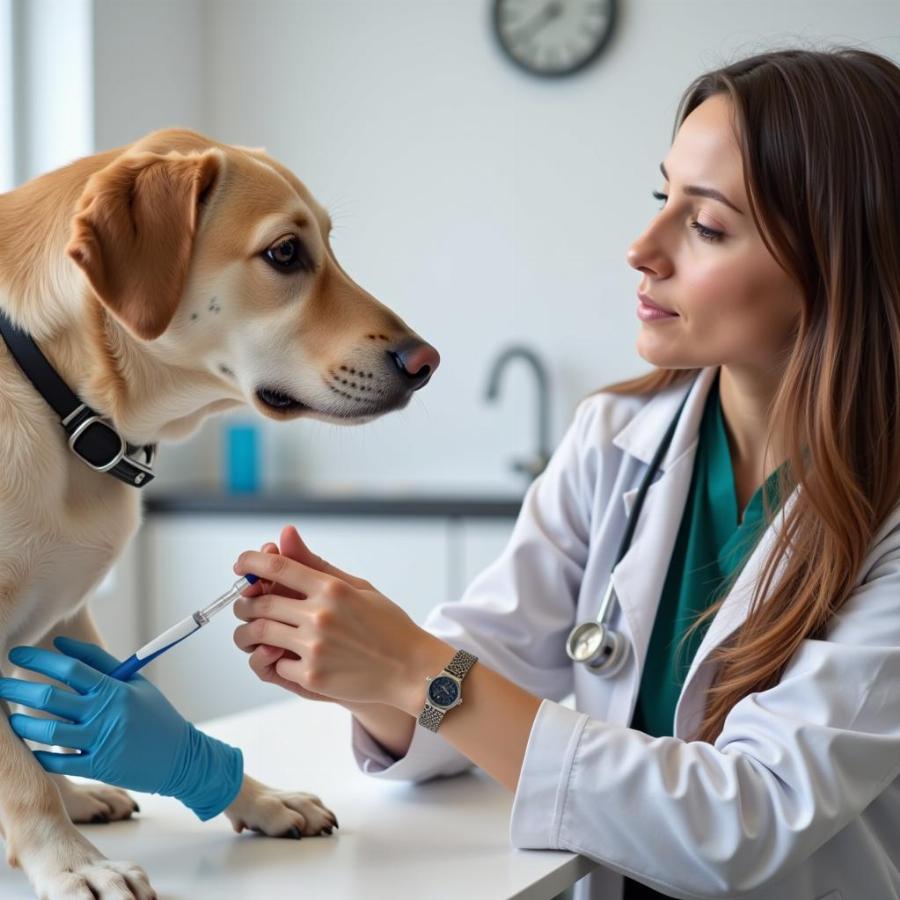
{"left": 326, "top": 368, "right": 386, "bottom": 406}
{"left": 325, "top": 382, "right": 385, "bottom": 406}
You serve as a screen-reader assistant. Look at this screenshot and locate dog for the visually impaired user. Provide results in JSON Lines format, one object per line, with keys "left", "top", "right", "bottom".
{"left": 0, "top": 128, "right": 439, "bottom": 899}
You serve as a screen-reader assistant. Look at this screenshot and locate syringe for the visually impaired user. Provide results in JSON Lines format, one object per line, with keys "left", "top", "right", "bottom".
{"left": 110, "top": 574, "right": 259, "bottom": 681}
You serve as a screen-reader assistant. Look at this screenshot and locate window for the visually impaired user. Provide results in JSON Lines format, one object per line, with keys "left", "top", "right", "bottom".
{"left": 1, "top": 0, "right": 92, "bottom": 190}
{"left": 0, "top": 0, "right": 13, "bottom": 192}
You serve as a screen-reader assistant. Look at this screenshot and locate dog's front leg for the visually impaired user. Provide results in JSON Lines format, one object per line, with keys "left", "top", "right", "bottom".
{"left": 0, "top": 691, "right": 155, "bottom": 899}
{"left": 14, "top": 604, "right": 140, "bottom": 825}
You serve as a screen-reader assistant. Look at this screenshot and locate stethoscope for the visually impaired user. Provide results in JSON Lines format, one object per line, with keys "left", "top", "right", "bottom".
{"left": 565, "top": 377, "right": 696, "bottom": 676}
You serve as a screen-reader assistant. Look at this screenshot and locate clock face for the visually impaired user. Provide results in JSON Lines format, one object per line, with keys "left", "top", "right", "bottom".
{"left": 493, "top": 0, "right": 616, "bottom": 78}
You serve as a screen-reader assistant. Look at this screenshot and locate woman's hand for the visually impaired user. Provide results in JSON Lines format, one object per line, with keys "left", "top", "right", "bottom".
{"left": 233, "top": 525, "right": 451, "bottom": 715}
{"left": 235, "top": 535, "right": 334, "bottom": 704}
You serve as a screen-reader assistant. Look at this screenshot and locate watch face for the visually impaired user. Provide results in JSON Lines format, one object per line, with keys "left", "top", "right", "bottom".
{"left": 493, "top": 0, "right": 616, "bottom": 78}
{"left": 428, "top": 675, "right": 460, "bottom": 708}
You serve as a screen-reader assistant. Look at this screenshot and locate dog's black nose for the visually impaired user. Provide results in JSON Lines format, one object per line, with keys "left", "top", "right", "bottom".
{"left": 389, "top": 340, "right": 440, "bottom": 391}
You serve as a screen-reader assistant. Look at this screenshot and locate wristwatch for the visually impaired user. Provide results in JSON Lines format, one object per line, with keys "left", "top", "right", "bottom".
{"left": 417, "top": 649, "right": 478, "bottom": 732}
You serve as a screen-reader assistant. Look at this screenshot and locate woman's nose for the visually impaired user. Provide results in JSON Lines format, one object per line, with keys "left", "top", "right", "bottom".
{"left": 389, "top": 340, "right": 441, "bottom": 390}
{"left": 626, "top": 226, "right": 672, "bottom": 277}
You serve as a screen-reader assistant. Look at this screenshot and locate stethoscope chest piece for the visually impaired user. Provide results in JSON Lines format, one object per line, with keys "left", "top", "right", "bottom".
{"left": 566, "top": 616, "right": 629, "bottom": 676}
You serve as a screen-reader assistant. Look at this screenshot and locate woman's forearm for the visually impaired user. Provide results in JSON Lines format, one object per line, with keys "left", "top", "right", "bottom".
{"left": 346, "top": 701, "right": 416, "bottom": 760}
{"left": 346, "top": 634, "right": 542, "bottom": 791}
{"left": 393, "top": 634, "right": 542, "bottom": 792}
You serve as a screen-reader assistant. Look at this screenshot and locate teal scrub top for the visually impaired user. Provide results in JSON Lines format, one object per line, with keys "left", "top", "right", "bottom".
{"left": 629, "top": 374, "right": 782, "bottom": 739}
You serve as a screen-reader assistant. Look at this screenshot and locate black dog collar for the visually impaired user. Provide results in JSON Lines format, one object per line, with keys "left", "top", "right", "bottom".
{"left": 0, "top": 309, "right": 156, "bottom": 488}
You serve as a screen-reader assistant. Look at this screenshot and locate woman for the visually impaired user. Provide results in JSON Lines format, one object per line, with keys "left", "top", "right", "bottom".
{"left": 5, "top": 47, "right": 900, "bottom": 899}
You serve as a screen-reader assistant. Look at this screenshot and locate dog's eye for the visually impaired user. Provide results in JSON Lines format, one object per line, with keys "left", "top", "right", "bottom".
{"left": 263, "top": 236, "right": 314, "bottom": 273}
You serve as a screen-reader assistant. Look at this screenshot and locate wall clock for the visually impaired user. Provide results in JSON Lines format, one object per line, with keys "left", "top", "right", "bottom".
{"left": 492, "top": 0, "right": 616, "bottom": 78}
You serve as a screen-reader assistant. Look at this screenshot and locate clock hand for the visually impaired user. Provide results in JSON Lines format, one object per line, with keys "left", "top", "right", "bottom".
{"left": 511, "top": 0, "right": 564, "bottom": 47}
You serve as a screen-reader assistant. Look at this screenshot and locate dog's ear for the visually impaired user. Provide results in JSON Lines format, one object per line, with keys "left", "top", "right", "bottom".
{"left": 66, "top": 148, "right": 223, "bottom": 340}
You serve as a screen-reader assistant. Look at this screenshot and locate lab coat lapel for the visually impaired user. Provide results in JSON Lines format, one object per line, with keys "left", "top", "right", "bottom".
{"left": 673, "top": 488, "right": 799, "bottom": 738}
{"left": 612, "top": 367, "right": 806, "bottom": 739}
{"left": 607, "top": 368, "right": 717, "bottom": 723}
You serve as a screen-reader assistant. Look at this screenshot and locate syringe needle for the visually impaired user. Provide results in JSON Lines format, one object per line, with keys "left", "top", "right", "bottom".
{"left": 195, "top": 575, "right": 259, "bottom": 624}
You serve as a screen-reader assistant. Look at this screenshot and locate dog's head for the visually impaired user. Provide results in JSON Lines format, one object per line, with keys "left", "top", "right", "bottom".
{"left": 65, "top": 128, "right": 438, "bottom": 426}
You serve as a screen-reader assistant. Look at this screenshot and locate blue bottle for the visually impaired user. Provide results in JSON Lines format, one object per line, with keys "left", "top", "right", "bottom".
{"left": 224, "top": 421, "right": 260, "bottom": 493}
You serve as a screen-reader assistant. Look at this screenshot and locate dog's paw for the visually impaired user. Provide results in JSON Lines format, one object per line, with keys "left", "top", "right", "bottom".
{"left": 17, "top": 827, "right": 155, "bottom": 900}
{"left": 224, "top": 774, "right": 339, "bottom": 838}
{"left": 32, "top": 858, "right": 155, "bottom": 900}
{"left": 54, "top": 776, "right": 139, "bottom": 824}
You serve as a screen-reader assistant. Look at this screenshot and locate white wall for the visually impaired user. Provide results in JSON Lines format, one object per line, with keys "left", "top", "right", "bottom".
{"left": 80, "top": 1, "right": 900, "bottom": 495}
{"left": 92, "top": 0, "right": 205, "bottom": 153}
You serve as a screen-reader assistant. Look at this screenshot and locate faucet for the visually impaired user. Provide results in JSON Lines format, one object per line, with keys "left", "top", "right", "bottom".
{"left": 484, "top": 344, "right": 551, "bottom": 481}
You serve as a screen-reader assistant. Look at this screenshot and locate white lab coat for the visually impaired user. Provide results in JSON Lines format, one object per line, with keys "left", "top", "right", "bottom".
{"left": 352, "top": 365, "right": 900, "bottom": 900}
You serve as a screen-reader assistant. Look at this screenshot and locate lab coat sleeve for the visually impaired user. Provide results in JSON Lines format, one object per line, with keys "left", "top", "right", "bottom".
{"left": 509, "top": 538, "right": 900, "bottom": 899}
{"left": 352, "top": 397, "right": 599, "bottom": 781}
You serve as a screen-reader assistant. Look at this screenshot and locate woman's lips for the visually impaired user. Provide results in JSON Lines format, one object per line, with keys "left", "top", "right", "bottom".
{"left": 637, "top": 293, "right": 679, "bottom": 322}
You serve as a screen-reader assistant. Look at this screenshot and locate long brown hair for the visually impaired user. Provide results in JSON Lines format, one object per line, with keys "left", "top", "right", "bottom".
{"left": 603, "top": 48, "right": 900, "bottom": 744}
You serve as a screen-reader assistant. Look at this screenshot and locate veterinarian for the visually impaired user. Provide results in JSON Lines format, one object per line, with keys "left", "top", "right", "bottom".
{"left": 6, "top": 47, "right": 900, "bottom": 899}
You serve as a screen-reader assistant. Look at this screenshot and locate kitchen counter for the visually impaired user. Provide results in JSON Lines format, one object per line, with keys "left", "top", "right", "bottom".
{"left": 144, "top": 489, "right": 525, "bottom": 518}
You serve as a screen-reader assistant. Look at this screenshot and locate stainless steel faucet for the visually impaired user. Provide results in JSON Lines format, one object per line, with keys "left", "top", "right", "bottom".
{"left": 484, "top": 344, "right": 551, "bottom": 481}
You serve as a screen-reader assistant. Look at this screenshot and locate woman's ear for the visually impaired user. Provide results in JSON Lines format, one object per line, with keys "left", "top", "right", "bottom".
{"left": 66, "top": 148, "right": 223, "bottom": 340}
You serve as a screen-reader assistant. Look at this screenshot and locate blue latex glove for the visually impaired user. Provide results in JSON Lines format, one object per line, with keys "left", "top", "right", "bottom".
{"left": 0, "top": 637, "right": 243, "bottom": 821}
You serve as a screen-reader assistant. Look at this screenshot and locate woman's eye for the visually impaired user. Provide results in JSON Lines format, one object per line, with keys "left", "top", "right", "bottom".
{"left": 651, "top": 191, "right": 724, "bottom": 243}
{"left": 689, "top": 220, "right": 725, "bottom": 242}
{"left": 263, "top": 236, "right": 314, "bottom": 273}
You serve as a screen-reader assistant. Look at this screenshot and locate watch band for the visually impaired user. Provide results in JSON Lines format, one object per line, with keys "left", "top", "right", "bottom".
{"left": 418, "top": 649, "right": 478, "bottom": 733}
{"left": 444, "top": 649, "right": 478, "bottom": 680}
{"left": 418, "top": 704, "right": 447, "bottom": 732}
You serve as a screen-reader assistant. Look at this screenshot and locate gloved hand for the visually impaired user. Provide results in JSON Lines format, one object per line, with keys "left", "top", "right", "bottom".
{"left": 0, "top": 636, "right": 243, "bottom": 821}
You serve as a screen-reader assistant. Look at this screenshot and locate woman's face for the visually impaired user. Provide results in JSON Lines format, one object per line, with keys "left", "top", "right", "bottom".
{"left": 627, "top": 94, "right": 802, "bottom": 373}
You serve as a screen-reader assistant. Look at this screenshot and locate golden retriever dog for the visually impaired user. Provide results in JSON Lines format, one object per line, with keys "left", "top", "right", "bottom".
{"left": 0, "top": 128, "right": 439, "bottom": 898}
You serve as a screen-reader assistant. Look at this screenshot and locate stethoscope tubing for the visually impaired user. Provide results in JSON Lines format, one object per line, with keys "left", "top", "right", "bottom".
{"left": 566, "top": 374, "right": 698, "bottom": 674}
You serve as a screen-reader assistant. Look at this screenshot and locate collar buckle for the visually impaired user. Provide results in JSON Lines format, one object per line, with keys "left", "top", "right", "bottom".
{"left": 63, "top": 404, "right": 156, "bottom": 487}
{"left": 67, "top": 413, "right": 126, "bottom": 473}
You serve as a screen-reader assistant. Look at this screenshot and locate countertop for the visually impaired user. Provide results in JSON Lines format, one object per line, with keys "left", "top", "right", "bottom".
{"left": 144, "top": 488, "right": 525, "bottom": 518}
{"left": 0, "top": 699, "right": 596, "bottom": 899}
